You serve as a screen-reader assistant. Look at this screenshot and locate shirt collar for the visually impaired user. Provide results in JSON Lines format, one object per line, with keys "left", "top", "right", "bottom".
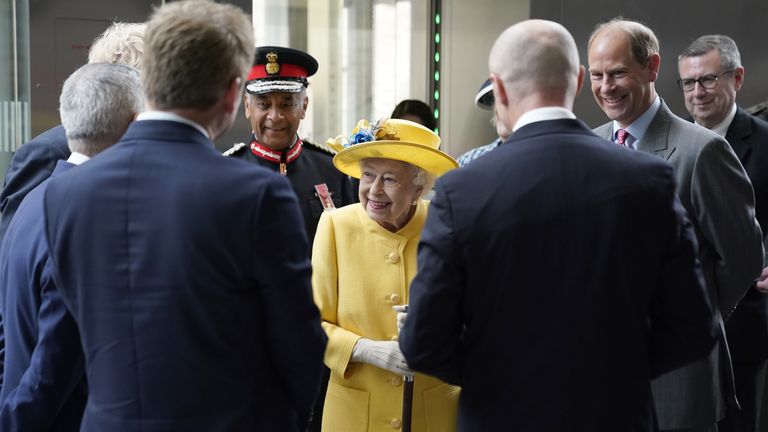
{"left": 696, "top": 103, "right": 737, "bottom": 138}
{"left": 513, "top": 107, "right": 577, "bottom": 132}
{"left": 136, "top": 111, "right": 210, "bottom": 140}
{"left": 612, "top": 96, "right": 660, "bottom": 145}
{"left": 66, "top": 152, "right": 90, "bottom": 165}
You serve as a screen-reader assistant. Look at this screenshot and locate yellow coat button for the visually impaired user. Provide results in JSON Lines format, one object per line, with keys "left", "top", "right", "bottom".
{"left": 388, "top": 294, "right": 401, "bottom": 304}
{"left": 390, "top": 418, "right": 402, "bottom": 429}
{"left": 388, "top": 376, "right": 403, "bottom": 386}
{"left": 385, "top": 252, "right": 400, "bottom": 264}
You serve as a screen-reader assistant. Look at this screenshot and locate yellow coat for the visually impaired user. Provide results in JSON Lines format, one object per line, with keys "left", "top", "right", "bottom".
{"left": 312, "top": 201, "right": 459, "bottom": 431}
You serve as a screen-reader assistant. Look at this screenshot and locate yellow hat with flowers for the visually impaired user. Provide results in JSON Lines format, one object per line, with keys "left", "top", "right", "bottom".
{"left": 327, "top": 118, "right": 458, "bottom": 179}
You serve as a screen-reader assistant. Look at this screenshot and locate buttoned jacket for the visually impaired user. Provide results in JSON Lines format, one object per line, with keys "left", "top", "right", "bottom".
{"left": 312, "top": 202, "right": 459, "bottom": 432}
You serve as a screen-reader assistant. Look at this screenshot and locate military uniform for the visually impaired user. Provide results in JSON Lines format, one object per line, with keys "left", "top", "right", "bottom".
{"left": 224, "top": 137, "right": 355, "bottom": 251}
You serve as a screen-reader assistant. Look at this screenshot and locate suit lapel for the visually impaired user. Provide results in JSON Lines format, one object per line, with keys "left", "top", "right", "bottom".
{"left": 725, "top": 108, "right": 753, "bottom": 163}
{"left": 637, "top": 101, "right": 675, "bottom": 160}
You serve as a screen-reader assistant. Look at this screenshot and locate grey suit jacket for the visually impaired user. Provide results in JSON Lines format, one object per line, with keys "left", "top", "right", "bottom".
{"left": 594, "top": 100, "right": 764, "bottom": 429}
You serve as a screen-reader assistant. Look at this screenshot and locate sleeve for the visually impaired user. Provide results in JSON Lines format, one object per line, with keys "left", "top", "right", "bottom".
{"left": 399, "top": 180, "right": 466, "bottom": 385}
{"left": 648, "top": 168, "right": 718, "bottom": 377}
{"left": 0, "top": 258, "right": 85, "bottom": 430}
{"left": 0, "top": 136, "right": 68, "bottom": 244}
{"left": 690, "top": 137, "right": 764, "bottom": 316}
{"left": 251, "top": 175, "right": 327, "bottom": 420}
{"left": 311, "top": 212, "right": 362, "bottom": 379}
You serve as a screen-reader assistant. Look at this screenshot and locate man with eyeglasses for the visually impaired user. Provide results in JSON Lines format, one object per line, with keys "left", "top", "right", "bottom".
{"left": 679, "top": 34, "right": 768, "bottom": 432}
{"left": 589, "top": 19, "right": 763, "bottom": 432}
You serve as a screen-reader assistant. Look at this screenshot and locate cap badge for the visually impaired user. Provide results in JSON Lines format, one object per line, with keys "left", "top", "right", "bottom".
{"left": 266, "top": 52, "right": 280, "bottom": 76}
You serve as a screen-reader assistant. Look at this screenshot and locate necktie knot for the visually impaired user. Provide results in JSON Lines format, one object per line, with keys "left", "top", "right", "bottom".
{"left": 616, "top": 128, "right": 630, "bottom": 147}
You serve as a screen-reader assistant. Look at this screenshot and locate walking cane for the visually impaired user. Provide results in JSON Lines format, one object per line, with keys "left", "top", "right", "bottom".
{"left": 402, "top": 375, "right": 414, "bottom": 432}
{"left": 398, "top": 304, "right": 413, "bottom": 432}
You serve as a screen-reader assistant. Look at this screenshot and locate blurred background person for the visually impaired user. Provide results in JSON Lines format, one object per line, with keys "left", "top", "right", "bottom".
{"left": 313, "top": 118, "right": 459, "bottom": 431}
{"left": 0, "top": 62, "right": 143, "bottom": 431}
{"left": 391, "top": 99, "right": 436, "bottom": 131}
{"left": 678, "top": 34, "right": 768, "bottom": 432}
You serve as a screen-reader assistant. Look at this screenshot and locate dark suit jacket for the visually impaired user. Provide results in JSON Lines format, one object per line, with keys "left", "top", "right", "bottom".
{"left": 43, "top": 120, "right": 327, "bottom": 432}
{"left": 0, "top": 126, "right": 69, "bottom": 390}
{"left": 400, "top": 118, "right": 718, "bottom": 432}
{"left": 0, "top": 125, "right": 70, "bottom": 243}
{"left": 226, "top": 140, "right": 356, "bottom": 251}
{"left": 594, "top": 101, "right": 764, "bottom": 428}
{"left": 723, "top": 108, "right": 768, "bottom": 363}
{"left": 0, "top": 160, "right": 86, "bottom": 431}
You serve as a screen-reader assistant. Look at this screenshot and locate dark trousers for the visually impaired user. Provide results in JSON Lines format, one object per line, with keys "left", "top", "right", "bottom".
{"left": 306, "top": 366, "right": 330, "bottom": 432}
{"left": 719, "top": 359, "right": 768, "bottom": 432}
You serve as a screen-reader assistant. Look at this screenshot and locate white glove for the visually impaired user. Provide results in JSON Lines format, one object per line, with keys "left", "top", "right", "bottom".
{"left": 351, "top": 338, "right": 413, "bottom": 377}
{"left": 392, "top": 305, "right": 408, "bottom": 332}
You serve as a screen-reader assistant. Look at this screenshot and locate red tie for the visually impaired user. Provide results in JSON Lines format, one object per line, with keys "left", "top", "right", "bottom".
{"left": 616, "top": 128, "right": 629, "bottom": 147}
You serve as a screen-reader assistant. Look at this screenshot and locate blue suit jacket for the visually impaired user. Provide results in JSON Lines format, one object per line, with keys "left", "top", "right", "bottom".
{"left": 0, "top": 160, "right": 86, "bottom": 431}
{"left": 43, "top": 120, "right": 327, "bottom": 432}
{"left": 400, "top": 119, "right": 718, "bottom": 431}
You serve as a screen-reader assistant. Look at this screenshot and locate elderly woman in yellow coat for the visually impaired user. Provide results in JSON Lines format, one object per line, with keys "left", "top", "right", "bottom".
{"left": 312, "top": 119, "right": 460, "bottom": 431}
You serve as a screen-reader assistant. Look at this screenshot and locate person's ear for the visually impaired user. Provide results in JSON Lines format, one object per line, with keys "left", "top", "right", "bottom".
{"left": 243, "top": 92, "right": 251, "bottom": 119}
{"left": 301, "top": 94, "right": 308, "bottom": 120}
{"left": 647, "top": 53, "right": 661, "bottom": 82}
{"left": 222, "top": 77, "right": 243, "bottom": 114}
{"left": 576, "top": 64, "right": 586, "bottom": 95}
{"left": 733, "top": 66, "right": 745, "bottom": 92}
{"left": 490, "top": 74, "right": 508, "bottom": 108}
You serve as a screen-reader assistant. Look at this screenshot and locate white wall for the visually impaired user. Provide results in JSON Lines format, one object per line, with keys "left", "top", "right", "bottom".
{"left": 440, "top": 0, "right": 529, "bottom": 158}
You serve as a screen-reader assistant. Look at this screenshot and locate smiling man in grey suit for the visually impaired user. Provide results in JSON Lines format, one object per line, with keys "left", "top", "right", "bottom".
{"left": 589, "top": 18, "right": 764, "bottom": 432}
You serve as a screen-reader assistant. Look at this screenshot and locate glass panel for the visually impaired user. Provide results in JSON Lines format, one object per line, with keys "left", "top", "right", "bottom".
{"left": 254, "top": 0, "right": 427, "bottom": 144}
{"left": 0, "top": 0, "right": 31, "bottom": 153}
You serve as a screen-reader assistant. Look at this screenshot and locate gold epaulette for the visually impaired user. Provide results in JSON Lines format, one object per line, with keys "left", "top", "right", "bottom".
{"left": 222, "top": 142, "right": 247, "bottom": 156}
{"left": 302, "top": 139, "right": 337, "bottom": 155}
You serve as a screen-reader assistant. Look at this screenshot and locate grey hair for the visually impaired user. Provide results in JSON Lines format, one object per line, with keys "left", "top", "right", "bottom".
{"left": 678, "top": 35, "right": 742, "bottom": 70}
{"left": 88, "top": 22, "right": 146, "bottom": 69}
{"left": 59, "top": 63, "right": 143, "bottom": 155}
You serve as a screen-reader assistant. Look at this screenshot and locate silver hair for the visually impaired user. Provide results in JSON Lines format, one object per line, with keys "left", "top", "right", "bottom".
{"left": 88, "top": 22, "right": 146, "bottom": 69}
{"left": 59, "top": 63, "right": 143, "bottom": 155}
{"left": 411, "top": 165, "right": 436, "bottom": 194}
{"left": 678, "top": 35, "right": 742, "bottom": 70}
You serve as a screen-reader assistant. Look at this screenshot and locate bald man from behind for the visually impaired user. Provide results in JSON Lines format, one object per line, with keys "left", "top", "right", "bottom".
{"left": 400, "top": 19, "right": 717, "bottom": 431}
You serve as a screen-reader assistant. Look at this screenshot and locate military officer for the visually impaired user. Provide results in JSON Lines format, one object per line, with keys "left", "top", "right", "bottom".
{"left": 224, "top": 46, "right": 356, "bottom": 249}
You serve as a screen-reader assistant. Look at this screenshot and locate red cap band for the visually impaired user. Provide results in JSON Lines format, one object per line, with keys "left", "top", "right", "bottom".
{"left": 247, "top": 64, "right": 309, "bottom": 82}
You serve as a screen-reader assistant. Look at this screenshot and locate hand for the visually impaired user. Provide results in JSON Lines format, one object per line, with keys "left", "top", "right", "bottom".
{"left": 392, "top": 304, "right": 408, "bottom": 332}
{"left": 756, "top": 266, "right": 768, "bottom": 293}
{"left": 351, "top": 338, "right": 413, "bottom": 377}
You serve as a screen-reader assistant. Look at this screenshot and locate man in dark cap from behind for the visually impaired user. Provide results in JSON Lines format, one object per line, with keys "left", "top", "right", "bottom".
{"left": 456, "top": 78, "right": 511, "bottom": 167}
{"left": 224, "top": 46, "right": 356, "bottom": 250}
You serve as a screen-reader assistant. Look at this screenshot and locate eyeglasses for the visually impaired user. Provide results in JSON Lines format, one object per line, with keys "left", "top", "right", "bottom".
{"left": 677, "top": 69, "right": 734, "bottom": 92}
